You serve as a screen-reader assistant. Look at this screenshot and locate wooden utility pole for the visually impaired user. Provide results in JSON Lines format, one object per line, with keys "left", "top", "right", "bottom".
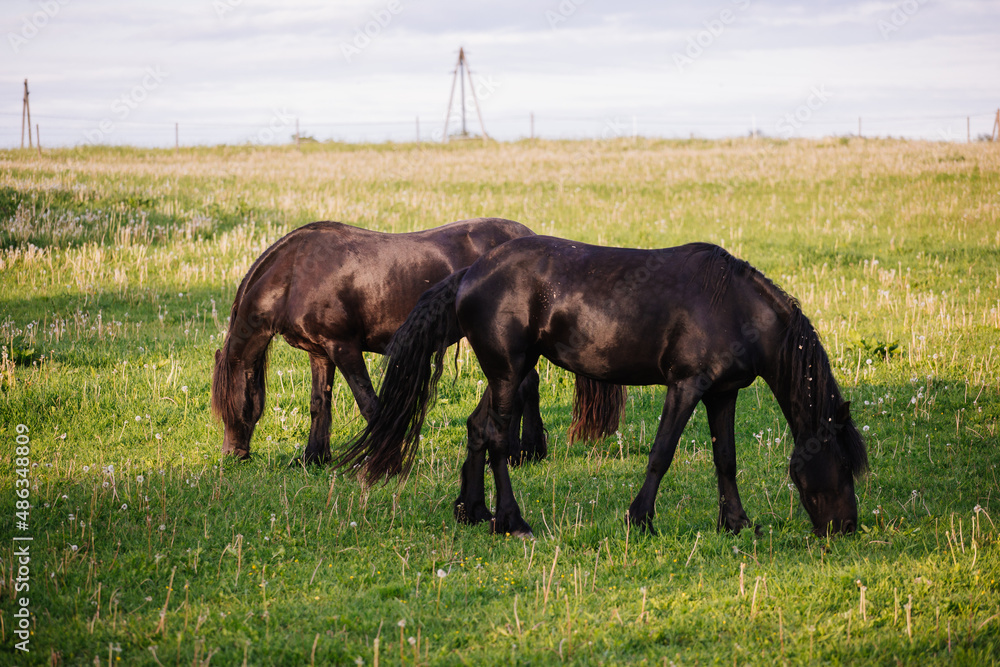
{"left": 459, "top": 49, "right": 466, "bottom": 136}
{"left": 993, "top": 109, "right": 1000, "bottom": 142}
{"left": 21, "top": 79, "right": 33, "bottom": 149}
{"left": 441, "top": 47, "right": 490, "bottom": 142}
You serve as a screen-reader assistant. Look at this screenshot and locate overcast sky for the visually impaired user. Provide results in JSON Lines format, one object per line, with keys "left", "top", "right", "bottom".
{"left": 3, "top": 0, "right": 999, "bottom": 146}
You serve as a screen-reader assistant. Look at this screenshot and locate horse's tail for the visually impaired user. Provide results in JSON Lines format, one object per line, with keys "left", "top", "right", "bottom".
{"left": 567, "top": 376, "right": 627, "bottom": 444}
{"left": 336, "top": 268, "right": 469, "bottom": 484}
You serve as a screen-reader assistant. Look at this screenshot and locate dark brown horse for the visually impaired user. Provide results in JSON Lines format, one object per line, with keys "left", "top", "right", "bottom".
{"left": 211, "top": 219, "right": 625, "bottom": 464}
{"left": 338, "top": 237, "right": 868, "bottom": 537}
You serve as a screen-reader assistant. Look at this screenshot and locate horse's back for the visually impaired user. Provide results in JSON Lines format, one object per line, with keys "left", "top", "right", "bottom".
{"left": 403, "top": 217, "right": 533, "bottom": 260}
{"left": 246, "top": 218, "right": 530, "bottom": 353}
{"left": 456, "top": 236, "right": 778, "bottom": 386}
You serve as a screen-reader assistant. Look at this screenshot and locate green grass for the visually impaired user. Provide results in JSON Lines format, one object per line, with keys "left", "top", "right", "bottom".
{"left": 1, "top": 138, "right": 999, "bottom": 665}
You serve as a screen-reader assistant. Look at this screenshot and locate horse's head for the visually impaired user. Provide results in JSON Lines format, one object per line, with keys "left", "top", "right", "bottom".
{"left": 788, "top": 401, "right": 865, "bottom": 536}
{"left": 212, "top": 347, "right": 255, "bottom": 460}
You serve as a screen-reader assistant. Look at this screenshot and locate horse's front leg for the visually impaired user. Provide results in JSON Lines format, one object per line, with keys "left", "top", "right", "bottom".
{"left": 302, "top": 354, "right": 336, "bottom": 465}
{"left": 454, "top": 389, "right": 494, "bottom": 526}
{"left": 627, "top": 379, "right": 702, "bottom": 534}
{"left": 704, "top": 390, "right": 757, "bottom": 535}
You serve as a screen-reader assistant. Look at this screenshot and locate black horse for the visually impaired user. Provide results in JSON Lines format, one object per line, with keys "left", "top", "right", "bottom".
{"left": 337, "top": 236, "right": 868, "bottom": 537}
{"left": 211, "top": 220, "right": 624, "bottom": 464}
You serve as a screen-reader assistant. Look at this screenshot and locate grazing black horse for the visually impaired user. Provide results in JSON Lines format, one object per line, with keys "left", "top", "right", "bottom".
{"left": 212, "top": 220, "right": 624, "bottom": 464}
{"left": 337, "top": 236, "right": 868, "bottom": 537}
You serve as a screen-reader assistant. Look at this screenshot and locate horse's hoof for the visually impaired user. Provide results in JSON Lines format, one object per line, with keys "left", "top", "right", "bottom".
{"left": 490, "top": 515, "right": 533, "bottom": 537}
{"left": 454, "top": 501, "right": 492, "bottom": 525}
{"left": 289, "top": 456, "right": 321, "bottom": 469}
{"left": 510, "top": 440, "right": 547, "bottom": 466}
{"left": 626, "top": 512, "right": 656, "bottom": 535}
{"left": 718, "top": 512, "right": 757, "bottom": 536}
{"left": 507, "top": 453, "right": 527, "bottom": 468}
{"left": 299, "top": 450, "right": 331, "bottom": 467}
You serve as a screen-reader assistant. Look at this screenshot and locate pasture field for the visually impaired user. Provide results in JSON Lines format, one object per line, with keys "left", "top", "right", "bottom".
{"left": 1, "top": 138, "right": 999, "bottom": 665}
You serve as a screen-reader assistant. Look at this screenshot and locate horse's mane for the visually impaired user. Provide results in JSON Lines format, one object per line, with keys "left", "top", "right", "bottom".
{"left": 695, "top": 244, "right": 868, "bottom": 478}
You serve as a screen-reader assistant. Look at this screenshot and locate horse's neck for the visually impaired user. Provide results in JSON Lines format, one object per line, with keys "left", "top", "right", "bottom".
{"left": 758, "top": 314, "right": 811, "bottom": 444}
{"left": 762, "top": 366, "right": 803, "bottom": 442}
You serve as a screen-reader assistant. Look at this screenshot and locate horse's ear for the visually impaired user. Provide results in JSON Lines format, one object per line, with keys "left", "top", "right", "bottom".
{"left": 836, "top": 400, "right": 852, "bottom": 423}
{"left": 215, "top": 349, "right": 221, "bottom": 363}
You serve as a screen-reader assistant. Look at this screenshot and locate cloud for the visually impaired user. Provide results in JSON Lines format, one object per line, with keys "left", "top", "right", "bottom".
{"left": 2, "top": 0, "right": 998, "bottom": 145}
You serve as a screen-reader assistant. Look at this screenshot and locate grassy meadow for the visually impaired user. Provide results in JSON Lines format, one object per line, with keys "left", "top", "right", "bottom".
{"left": 1, "top": 138, "right": 999, "bottom": 665}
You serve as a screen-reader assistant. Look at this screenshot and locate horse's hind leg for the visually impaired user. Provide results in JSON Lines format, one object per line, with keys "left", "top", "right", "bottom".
{"left": 509, "top": 369, "right": 547, "bottom": 466}
{"left": 303, "top": 354, "right": 336, "bottom": 465}
{"left": 703, "top": 391, "right": 756, "bottom": 535}
{"left": 483, "top": 360, "right": 534, "bottom": 537}
{"left": 455, "top": 388, "right": 495, "bottom": 526}
{"left": 332, "top": 344, "right": 378, "bottom": 422}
